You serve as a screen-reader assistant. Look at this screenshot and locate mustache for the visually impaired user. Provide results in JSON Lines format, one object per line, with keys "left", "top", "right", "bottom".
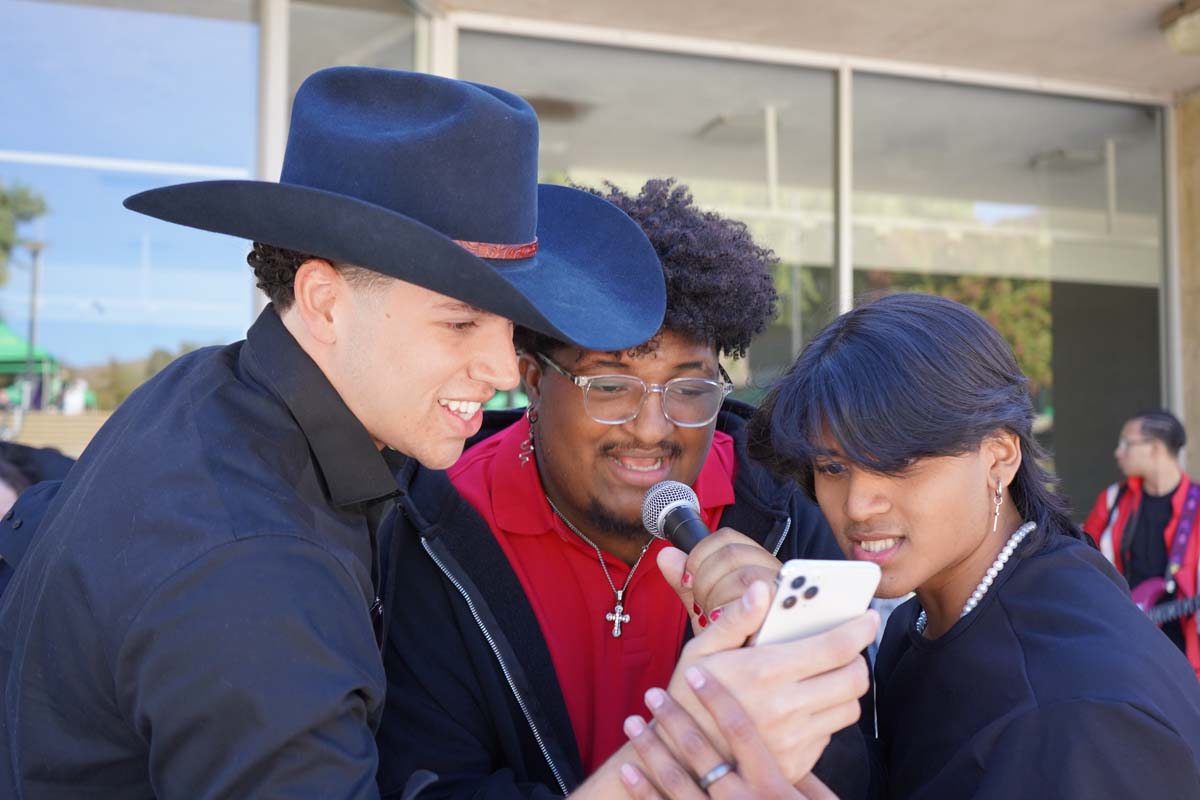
{"left": 599, "top": 441, "right": 683, "bottom": 459}
{"left": 842, "top": 521, "right": 906, "bottom": 539}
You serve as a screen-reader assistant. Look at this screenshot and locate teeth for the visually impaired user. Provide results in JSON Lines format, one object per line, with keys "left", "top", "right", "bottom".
{"left": 617, "top": 458, "right": 663, "bottom": 472}
{"left": 860, "top": 538, "right": 899, "bottom": 553}
{"left": 439, "top": 399, "right": 481, "bottom": 419}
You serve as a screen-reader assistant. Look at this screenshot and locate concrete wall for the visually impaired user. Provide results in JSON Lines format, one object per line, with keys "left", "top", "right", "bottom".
{"left": 1178, "top": 90, "right": 1200, "bottom": 476}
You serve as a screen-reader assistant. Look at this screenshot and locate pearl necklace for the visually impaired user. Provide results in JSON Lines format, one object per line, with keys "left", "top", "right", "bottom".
{"left": 915, "top": 521, "right": 1037, "bottom": 634}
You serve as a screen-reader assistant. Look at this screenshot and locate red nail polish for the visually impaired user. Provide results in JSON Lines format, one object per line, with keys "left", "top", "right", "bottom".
{"left": 698, "top": 614, "right": 708, "bottom": 628}
{"left": 693, "top": 602, "right": 702, "bottom": 616}
{"left": 709, "top": 608, "right": 722, "bottom": 622}
{"left": 682, "top": 571, "right": 693, "bottom": 587}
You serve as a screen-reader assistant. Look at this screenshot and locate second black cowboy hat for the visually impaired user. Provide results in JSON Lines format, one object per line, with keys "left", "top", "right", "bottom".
{"left": 124, "top": 67, "right": 665, "bottom": 351}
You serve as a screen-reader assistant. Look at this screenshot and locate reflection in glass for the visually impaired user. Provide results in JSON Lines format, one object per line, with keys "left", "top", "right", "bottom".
{"left": 1, "top": 0, "right": 257, "bottom": 419}
{"left": 288, "top": 1, "right": 416, "bottom": 105}
{"left": 853, "top": 74, "right": 1165, "bottom": 515}
{"left": 458, "top": 32, "right": 836, "bottom": 400}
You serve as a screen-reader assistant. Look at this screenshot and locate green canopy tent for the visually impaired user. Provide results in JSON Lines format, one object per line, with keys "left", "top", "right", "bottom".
{"left": 0, "top": 322, "right": 59, "bottom": 409}
{"left": 0, "top": 322, "right": 56, "bottom": 375}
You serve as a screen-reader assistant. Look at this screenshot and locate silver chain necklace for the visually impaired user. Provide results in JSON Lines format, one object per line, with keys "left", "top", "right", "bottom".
{"left": 546, "top": 496, "right": 652, "bottom": 638}
{"left": 916, "top": 521, "right": 1037, "bottom": 635}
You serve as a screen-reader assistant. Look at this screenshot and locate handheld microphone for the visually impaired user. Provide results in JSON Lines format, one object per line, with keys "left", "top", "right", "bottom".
{"left": 641, "top": 480, "right": 710, "bottom": 553}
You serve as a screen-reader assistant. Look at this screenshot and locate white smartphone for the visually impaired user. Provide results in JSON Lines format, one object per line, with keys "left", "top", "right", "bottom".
{"left": 750, "top": 559, "right": 881, "bottom": 646}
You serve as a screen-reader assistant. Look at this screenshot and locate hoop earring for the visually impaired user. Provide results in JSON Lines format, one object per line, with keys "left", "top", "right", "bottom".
{"left": 518, "top": 406, "right": 538, "bottom": 466}
{"left": 992, "top": 481, "right": 1004, "bottom": 532}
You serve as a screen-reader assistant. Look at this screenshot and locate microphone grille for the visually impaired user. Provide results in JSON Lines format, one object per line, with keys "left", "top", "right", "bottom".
{"left": 641, "top": 480, "right": 700, "bottom": 538}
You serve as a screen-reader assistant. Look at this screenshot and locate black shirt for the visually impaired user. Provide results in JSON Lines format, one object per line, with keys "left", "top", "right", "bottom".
{"left": 1125, "top": 486, "right": 1187, "bottom": 650}
{"left": 874, "top": 534, "right": 1200, "bottom": 799}
{"left": 0, "top": 308, "right": 400, "bottom": 799}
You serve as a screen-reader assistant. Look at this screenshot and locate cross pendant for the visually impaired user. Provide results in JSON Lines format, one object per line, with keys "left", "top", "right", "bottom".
{"left": 606, "top": 591, "right": 630, "bottom": 638}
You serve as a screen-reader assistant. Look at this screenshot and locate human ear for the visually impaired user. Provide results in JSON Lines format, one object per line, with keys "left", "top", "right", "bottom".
{"left": 291, "top": 259, "right": 344, "bottom": 345}
{"left": 519, "top": 353, "right": 543, "bottom": 404}
{"left": 983, "top": 430, "right": 1022, "bottom": 490}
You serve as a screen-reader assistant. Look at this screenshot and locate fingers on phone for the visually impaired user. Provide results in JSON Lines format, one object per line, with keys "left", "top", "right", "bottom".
{"left": 809, "top": 696, "right": 864, "bottom": 736}
{"left": 684, "top": 580, "right": 772, "bottom": 656}
{"left": 768, "top": 655, "right": 871, "bottom": 722}
{"left": 700, "top": 563, "right": 780, "bottom": 617}
{"left": 760, "top": 614, "right": 877, "bottom": 682}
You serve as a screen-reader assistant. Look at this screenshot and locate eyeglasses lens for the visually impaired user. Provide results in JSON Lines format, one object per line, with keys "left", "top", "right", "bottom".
{"left": 583, "top": 377, "right": 724, "bottom": 426}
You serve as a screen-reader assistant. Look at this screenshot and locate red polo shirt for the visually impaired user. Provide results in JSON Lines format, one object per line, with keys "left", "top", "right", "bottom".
{"left": 449, "top": 416, "right": 737, "bottom": 774}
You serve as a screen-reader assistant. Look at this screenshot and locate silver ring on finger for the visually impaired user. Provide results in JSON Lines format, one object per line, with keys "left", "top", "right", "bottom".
{"left": 697, "top": 762, "right": 735, "bottom": 791}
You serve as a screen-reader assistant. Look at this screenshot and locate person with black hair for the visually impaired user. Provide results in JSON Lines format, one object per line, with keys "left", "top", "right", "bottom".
{"left": 749, "top": 293, "right": 1200, "bottom": 798}
{"left": 1083, "top": 408, "right": 1200, "bottom": 677}
{"left": 376, "top": 179, "right": 875, "bottom": 799}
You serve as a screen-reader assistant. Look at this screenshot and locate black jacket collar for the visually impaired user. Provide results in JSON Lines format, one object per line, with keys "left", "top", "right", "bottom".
{"left": 242, "top": 306, "right": 397, "bottom": 508}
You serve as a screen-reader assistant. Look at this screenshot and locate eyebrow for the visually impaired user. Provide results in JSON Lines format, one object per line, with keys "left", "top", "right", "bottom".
{"left": 434, "top": 301, "right": 487, "bottom": 314}
{"left": 575, "top": 357, "right": 715, "bottom": 373}
{"left": 582, "top": 358, "right": 631, "bottom": 370}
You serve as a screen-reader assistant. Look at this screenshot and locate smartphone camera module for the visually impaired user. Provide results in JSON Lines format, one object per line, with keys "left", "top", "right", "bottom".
{"left": 790, "top": 575, "right": 806, "bottom": 590}
{"left": 782, "top": 595, "right": 798, "bottom": 609}
{"left": 803, "top": 586, "right": 819, "bottom": 600}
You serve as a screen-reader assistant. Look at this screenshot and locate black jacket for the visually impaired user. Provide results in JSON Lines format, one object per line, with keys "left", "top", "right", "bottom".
{"left": 376, "top": 401, "right": 870, "bottom": 799}
{"left": 875, "top": 535, "right": 1200, "bottom": 798}
{"left": 0, "top": 308, "right": 400, "bottom": 800}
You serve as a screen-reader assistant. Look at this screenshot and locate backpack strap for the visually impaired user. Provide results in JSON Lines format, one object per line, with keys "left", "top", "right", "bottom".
{"left": 1100, "top": 481, "right": 1126, "bottom": 563}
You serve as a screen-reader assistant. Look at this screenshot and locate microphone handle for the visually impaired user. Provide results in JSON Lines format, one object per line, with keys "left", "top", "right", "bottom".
{"left": 664, "top": 510, "right": 711, "bottom": 553}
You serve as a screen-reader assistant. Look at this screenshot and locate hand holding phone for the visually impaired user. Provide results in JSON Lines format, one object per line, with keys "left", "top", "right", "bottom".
{"left": 751, "top": 559, "right": 880, "bottom": 646}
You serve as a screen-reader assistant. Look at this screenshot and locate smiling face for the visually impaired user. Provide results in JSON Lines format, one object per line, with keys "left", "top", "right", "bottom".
{"left": 325, "top": 278, "right": 520, "bottom": 470}
{"left": 526, "top": 330, "right": 720, "bottom": 538}
{"left": 813, "top": 435, "right": 1011, "bottom": 600}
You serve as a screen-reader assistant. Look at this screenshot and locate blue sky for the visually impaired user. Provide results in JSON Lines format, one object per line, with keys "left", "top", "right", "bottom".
{"left": 1, "top": 0, "right": 259, "bottom": 365}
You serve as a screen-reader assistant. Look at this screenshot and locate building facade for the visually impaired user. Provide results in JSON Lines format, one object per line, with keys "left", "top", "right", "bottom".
{"left": 3, "top": 0, "right": 1198, "bottom": 515}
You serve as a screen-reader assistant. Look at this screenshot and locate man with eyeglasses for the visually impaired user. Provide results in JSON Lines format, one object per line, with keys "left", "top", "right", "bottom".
{"left": 1084, "top": 409, "right": 1200, "bottom": 679}
{"left": 376, "top": 180, "right": 871, "bottom": 798}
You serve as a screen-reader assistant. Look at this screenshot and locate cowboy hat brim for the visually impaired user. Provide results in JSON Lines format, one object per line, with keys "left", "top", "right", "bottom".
{"left": 123, "top": 181, "right": 665, "bottom": 352}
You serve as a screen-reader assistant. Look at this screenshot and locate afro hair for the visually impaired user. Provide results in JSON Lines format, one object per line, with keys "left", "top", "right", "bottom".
{"left": 514, "top": 178, "right": 778, "bottom": 361}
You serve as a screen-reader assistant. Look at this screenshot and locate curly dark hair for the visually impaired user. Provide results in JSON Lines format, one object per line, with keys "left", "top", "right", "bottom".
{"left": 247, "top": 242, "right": 391, "bottom": 310}
{"left": 513, "top": 179, "right": 778, "bottom": 361}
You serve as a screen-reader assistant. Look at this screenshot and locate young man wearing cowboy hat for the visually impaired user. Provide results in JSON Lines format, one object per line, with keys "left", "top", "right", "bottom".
{"left": 0, "top": 67, "right": 671, "bottom": 798}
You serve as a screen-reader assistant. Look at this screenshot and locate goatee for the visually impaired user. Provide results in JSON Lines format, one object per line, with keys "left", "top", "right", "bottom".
{"left": 587, "top": 497, "right": 646, "bottom": 540}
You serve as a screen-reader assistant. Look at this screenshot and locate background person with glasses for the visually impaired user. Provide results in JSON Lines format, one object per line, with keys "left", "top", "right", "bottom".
{"left": 1084, "top": 409, "right": 1200, "bottom": 679}
{"left": 376, "top": 179, "right": 874, "bottom": 799}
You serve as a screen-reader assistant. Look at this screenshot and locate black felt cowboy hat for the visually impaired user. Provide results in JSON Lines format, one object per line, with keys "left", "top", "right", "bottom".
{"left": 123, "top": 67, "right": 665, "bottom": 351}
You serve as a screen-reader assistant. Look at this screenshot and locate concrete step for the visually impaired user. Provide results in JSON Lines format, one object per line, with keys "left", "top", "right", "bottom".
{"left": 9, "top": 412, "right": 111, "bottom": 459}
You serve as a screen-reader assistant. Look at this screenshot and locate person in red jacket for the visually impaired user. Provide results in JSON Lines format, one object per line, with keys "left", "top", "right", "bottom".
{"left": 1083, "top": 408, "right": 1200, "bottom": 678}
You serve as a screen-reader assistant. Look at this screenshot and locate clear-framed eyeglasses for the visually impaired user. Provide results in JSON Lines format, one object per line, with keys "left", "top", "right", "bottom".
{"left": 535, "top": 352, "right": 733, "bottom": 428}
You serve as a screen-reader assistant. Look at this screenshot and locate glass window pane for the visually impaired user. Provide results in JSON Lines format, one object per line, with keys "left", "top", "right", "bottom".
{"left": 459, "top": 32, "right": 835, "bottom": 401}
{"left": 289, "top": 1, "right": 416, "bottom": 103}
{"left": 853, "top": 74, "right": 1165, "bottom": 515}
{"left": 1, "top": 0, "right": 257, "bottom": 439}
